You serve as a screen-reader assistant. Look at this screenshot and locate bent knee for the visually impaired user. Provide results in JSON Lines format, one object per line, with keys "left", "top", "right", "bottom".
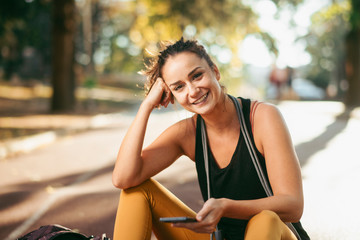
{"left": 123, "top": 178, "right": 153, "bottom": 190}
{"left": 121, "top": 178, "right": 159, "bottom": 197}
{"left": 248, "top": 210, "right": 281, "bottom": 228}
{"left": 245, "top": 210, "right": 282, "bottom": 239}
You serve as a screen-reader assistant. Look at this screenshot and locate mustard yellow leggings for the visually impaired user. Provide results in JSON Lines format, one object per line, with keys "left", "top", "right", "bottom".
{"left": 113, "top": 179, "right": 297, "bottom": 240}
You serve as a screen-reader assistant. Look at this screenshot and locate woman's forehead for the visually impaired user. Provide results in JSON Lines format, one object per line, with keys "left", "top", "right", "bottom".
{"left": 161, "top": 52, "right": 208, "bottom": 79}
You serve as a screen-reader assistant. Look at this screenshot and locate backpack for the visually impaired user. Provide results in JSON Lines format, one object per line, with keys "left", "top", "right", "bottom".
{"left": 17, "top": 224, "right": 110, "bottom": 240}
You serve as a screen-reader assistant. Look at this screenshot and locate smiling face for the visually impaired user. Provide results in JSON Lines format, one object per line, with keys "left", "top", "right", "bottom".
{"left": 161, "top": 51, "right": 223, "bottom": 115}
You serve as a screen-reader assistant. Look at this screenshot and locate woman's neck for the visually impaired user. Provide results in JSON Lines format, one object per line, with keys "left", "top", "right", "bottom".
{"left": 201, "top": 94, "right": 239, "bottom": 134}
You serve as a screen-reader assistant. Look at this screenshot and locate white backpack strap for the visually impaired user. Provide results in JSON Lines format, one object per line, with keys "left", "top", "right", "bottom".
{"left": 200, "top": 117, "right": 211, "bottom": 200}
{"left": 199, "top": 117, "right": 222, "bottom": 240}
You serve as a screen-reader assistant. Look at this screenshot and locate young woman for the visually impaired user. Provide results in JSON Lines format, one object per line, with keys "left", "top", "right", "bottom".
{"left": 112, "top": 38, "right": 310, "bottom": 240}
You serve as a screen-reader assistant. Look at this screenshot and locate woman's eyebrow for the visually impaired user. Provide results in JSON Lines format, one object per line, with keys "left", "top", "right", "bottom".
{"left": 169, "top": 80, "right": 182, "bottom": 87}
{"left": 169, "top": 66, "right": 203, "bottom": 87}
{"left": 187, "top": 66, "right": 201, "bottom": 78}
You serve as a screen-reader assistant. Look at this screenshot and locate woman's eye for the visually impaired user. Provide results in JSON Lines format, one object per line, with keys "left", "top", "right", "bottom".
{"left": 193, "top": 72, "right": 203, "bottom": 80}
{"left": 174, "top": 85, "right": 183, "bottom": 91}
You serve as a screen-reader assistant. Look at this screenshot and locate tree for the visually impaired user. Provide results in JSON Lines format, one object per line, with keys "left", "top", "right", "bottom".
{"left": 345, "top": 0, "right": 360, "bottom": 106}
{"left": 306, "top": 0, "right": 360, "bottom": 106}
{"left": 0, "top": 0, "right": 51, "bottom": 81}
{"left": 96, "top": 0, "right": 260, "bottom": 90}
{"left": 51, "top": 0, "right": 76, "bottom": 111}
{"left": 302, "top": 2, "right": 349, "bottom": 98}
{"left": 0, "top": 0, "right": 77, "bottom": 112}
{"left": 288, "top": 0, "right": 360, "bottom": 106}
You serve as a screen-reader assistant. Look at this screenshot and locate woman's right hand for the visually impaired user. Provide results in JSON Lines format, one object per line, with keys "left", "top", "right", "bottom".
{"left": 145, "top": 78, "right": 174, "bottom": 109}
{"left": 173, "top": 198, "right": 225, "bottom": 234}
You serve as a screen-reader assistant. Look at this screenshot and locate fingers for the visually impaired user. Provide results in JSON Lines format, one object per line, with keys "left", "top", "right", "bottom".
{"left": 196, "top": 198, "right": 215, "bottom": 221}
{"left": 160, "top": 85, "right": 172, "bottom": 107}
{"left": 161, "top": 79, "right": 173, "bottom": 107}
{"left": 149, "top": 78, "right": 173, "bottom": 109}
{"left": 171, "top": 198, "right": 222, "bottom": 234}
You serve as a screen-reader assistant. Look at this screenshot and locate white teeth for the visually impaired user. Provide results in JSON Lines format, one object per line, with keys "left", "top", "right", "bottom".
{"left": 194, "top": 93, "right": 208, "bottom": 104}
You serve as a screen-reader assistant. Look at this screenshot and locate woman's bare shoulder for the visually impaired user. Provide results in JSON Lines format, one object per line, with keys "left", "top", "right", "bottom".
{"left": 167, "top": 115, "right": 197, "bottom": 160}
{"left": 252, "top": 101, "right": 282, "bottom": 120}
{"left": 158, "top": 115, "right": 196, "bottom": 145}
{"left": 166, "top": 115, "right": 196, "bottom": 135}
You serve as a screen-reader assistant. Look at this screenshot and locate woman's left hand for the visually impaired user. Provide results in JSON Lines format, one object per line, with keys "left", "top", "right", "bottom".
{"left": 172, "top": 198, "right": 225, "bottom": 234}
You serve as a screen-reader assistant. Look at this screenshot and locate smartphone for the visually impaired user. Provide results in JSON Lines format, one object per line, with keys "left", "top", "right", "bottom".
{"left": 159, "top": 217, "right": 197, "bottom": 223}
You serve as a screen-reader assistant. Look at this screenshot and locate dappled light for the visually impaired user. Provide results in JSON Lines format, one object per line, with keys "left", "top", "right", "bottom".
{"left": 1, "top": 0, "right": 360, "bottom": 239}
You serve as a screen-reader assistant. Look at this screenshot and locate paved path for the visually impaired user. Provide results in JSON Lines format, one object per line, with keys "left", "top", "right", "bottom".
{"left": 278, "top": 101, "right": 360, "bottom": 240}
{"left": 0, "top": 101, "right": 360, "bottom": 239}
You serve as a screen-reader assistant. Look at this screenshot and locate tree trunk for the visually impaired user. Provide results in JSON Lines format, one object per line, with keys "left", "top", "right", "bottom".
{"left": 51, "top": 0, "right": 76, "bottom": 112}
{"left": 345, "top": 29, "right": 360, "bottom": 107}
{"left": 345, "top": 0, "right": 360, "bottom": 107}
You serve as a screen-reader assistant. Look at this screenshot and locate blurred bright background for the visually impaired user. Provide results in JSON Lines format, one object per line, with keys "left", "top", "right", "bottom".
{"left": 0, "top": 0, "right": 359, "bottom": 113}
{"left": 1, "top": 1, "right": 360, "bottom": 239}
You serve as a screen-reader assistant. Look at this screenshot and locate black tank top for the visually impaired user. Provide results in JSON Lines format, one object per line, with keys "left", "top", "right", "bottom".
{"left": 195, "top": 97, "right": 310, "bottom": 240}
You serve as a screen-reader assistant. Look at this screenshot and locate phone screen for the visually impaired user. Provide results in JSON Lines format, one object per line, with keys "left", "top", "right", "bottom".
{"left": 159, "top": 217, "right": 197, "bottom": 223}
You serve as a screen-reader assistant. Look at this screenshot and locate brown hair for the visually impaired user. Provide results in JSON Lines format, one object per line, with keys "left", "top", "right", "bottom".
{"left": 142, "top": 38, "right": 216, "bottom": 95}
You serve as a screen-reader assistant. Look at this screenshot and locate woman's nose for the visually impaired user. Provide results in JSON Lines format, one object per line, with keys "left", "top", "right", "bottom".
{"left": 188, "top": 83, "right": 199, "bottom": 97}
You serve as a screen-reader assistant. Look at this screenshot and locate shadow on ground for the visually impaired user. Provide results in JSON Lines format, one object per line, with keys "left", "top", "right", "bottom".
{"left": 295, "top": 108, "right": 353, "bottom": 167}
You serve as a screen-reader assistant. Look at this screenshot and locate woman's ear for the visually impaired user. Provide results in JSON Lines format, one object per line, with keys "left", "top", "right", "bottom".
{"left": 212, "top": 65, "right": 221, "bottom": 81}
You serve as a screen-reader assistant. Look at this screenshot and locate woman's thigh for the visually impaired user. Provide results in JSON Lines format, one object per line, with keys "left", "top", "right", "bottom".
{"left": 114, "top": 178, "right": 209, "bottom": 240}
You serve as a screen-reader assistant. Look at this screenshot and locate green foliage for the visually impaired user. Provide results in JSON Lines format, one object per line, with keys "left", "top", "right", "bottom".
{"left": 92, "top": 0, "right": 263, "bottom": 92}
{"left": 302, "top": 1, "right": 350, "bottom": 91}
{"left": 349, "top": 0, "right": 360, "bottom": 30}
{"left": 271, "top": 0, "right": 303, "bottom": 6}
{"left": 0, "top": 0, "right": 52, "bottom": 80}
{"left": 84, "top": 75, "right": 97, "bottom": 89}
{"left": 306, "top": 67, "right": 330, "bottom": 89}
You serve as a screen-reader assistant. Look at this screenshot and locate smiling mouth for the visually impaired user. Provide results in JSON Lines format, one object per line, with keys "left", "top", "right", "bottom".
{"left": 193, "top": 92, "right": 209, "bottom": 104}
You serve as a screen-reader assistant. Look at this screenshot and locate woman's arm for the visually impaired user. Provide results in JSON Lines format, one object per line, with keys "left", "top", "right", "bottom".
{"left": 175, "top": 103, "right": 303, "bottom": 233}
{"left": 221, "top": 103, "right": 303, "bottom": 222}
{"left": 112, "top": 78, "right": 183, "bottom": 189}
{"left": 254, "top": 103, "right": 304, "bottom": 221}
{"left": 222, "top": 103, "right": 303, "bottom": 219}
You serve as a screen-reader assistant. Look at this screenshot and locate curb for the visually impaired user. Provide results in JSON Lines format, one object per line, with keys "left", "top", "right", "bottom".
{"left": 0, "top": 112, "right": 125, "bottom": 160}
